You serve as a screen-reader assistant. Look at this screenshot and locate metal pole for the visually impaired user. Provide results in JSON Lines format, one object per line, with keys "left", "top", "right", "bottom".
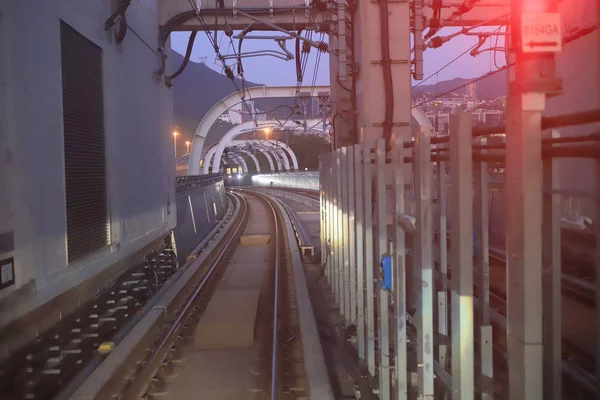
{"left": 542, "top": 130, "right": 561, "bottom": 400}
{"left": 363, "top": 141, "right": 376, "bottom": 377}
{"left": 415, "top": 127, "right": 434, "bottom": 398}
{"left": 506, "top": 0, "right": 559, "bottom": 398}
{"left": 338, "top": 147, "right": 350, "bottom": 326}
{"left": 474, "top": 137, "right": 493, "bottom": 399}
{"left": 333, "top": 150, "right": 340, "bottom": 303}
{"left": 348, "top": 147, "right": 357, "bottom": 324}
{"left": 355, "top": 144, "right": 366, "bottom": 360}
{"left": 436, "top": 158, "right": 449, "bottom": 388}
{"left": 393, "top": 135, "right": 408, "bottom": 400}
{"left": 449, "top": 113, "right": 474, "bottom": 400}
{"left": 376, "top": 138, "right": 390, "bottom": 399}
{"left": 326, "top": 153, "right": 334, "bottom": 282}
{"left": 342, "top": 147, "right": 351, "bottom": 323}
{"left": 596, "top": 154, "right": 600, "bottom": 397}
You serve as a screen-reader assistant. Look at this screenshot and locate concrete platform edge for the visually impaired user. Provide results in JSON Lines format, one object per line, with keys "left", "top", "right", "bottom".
{"left": 272, "top": 199, "right": 334, "bottom": 400}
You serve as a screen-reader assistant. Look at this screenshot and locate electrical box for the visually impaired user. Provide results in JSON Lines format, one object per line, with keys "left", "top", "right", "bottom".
{"left": 380, "top": 254, "right": 392, "bottom": 291}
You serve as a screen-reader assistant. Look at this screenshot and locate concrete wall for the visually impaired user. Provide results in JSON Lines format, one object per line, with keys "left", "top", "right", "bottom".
{"left": 173, "top": 181, "right": 228, "bottom": 265}
{"left": 252, "top": 172, "right": 319, "bottom": 190}
{"left": 0, "top": 0, "right": 176, "bottom": 327}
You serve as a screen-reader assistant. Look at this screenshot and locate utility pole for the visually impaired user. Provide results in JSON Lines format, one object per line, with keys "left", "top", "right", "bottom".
{"left": 505, "top": 1, "right": 562, "bottom": 400}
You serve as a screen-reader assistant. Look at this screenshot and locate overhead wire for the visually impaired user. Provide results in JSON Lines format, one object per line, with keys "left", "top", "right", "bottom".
{"left": 185, "top": 0, "right": 257, "bottom": 126}
{"left": 412, "top": 41, "right": 479, "bottom": 89}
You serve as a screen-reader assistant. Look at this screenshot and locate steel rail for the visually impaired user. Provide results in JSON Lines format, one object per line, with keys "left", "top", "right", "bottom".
{"left": 120, "top": 191, "right": 249, "bottom": 399}
{"left": 239, "top": 188, "right": 283, "bottom": 400}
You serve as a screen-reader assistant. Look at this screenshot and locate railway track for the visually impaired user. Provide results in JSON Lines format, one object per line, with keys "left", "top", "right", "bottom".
{"left": 0, "top": 193, "right": 242, "bottom": 399}
{"left": 60, "top": 189, "right": 315, "bottom": 400}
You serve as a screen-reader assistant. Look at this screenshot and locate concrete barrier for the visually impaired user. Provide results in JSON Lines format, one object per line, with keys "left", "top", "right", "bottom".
{"left": 173, "top": 180, "right": 227, "bottom": 264}
{"left": 251, "top": 172, "right": 319, "bottom": 190}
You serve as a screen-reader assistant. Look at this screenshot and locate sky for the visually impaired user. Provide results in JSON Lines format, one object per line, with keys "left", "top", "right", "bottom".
{"left": 171, "top": 27, "right": 506, "bottom": 87}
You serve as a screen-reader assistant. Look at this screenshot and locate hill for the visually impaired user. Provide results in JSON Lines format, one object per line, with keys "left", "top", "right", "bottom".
{"left": 412, "top": 68, "right": 509, "bottom": 99}
{"left": 168, "top": 50, "right": 263, "bottom": 147}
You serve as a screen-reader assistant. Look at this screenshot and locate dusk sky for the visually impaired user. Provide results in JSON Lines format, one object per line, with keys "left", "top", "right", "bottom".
{"left": 171, "top": 27, "right": 506, "bottom": 87}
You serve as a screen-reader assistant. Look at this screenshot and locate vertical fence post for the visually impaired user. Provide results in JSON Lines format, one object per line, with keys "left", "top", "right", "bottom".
{"left": 336, "top": 149, "right": 344, "bottom": 312}
{"left": 327, "top": 154, "right": 335, "bottom": 282}
{"left": 542, "top": 130, "right": 561, "bottom": 400}
{"left": 355, "top": 144, "right": 366, "bottom": 360}
{"left": 449, "top": 112, "right": 474, "bottom": 400}
{"left": 331, "top": 152, "right": 339, "bottom": 300}
{"left": 414, "top": 127, "right": 434, "bottom": 398}
{"left": 436, "top": 157, "right": 449, "bottom": 378}
{"left": 322, "top": 155, "right": 330, "bottom": 270}
{"left": 363, "top": 141, "right": 376, "bottom": 377}
{"left": 394, "top": 135, "right": 408, "bottom": 400}
{"left": 595, "top": 149, "right": 600, "bottom": 396}
{"left": 348, "top": 147, "right": 357, "bottom": 324}
{"left": 475, "top": 137, "right": 493, "bottom": 399}
{"left": 341, "top": 147, "right": 350, "bottom": 323}
{"left": 376, "top": 138, "right": 390, "bottom": 399}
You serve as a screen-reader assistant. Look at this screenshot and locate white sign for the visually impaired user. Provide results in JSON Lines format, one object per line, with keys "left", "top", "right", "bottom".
{"left": 1, "top": 261, "right": 13, "bottom": 285}
{"left": 522, "top": 13, "right": 562, "bottom": 53}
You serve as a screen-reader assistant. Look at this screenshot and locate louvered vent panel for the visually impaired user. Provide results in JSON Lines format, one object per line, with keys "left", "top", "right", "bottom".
{"left": 60, "top": 21, "right": 109, "bottom": 263}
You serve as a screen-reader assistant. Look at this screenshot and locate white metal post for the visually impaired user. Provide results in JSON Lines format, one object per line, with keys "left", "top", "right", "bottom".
{"left": 355, "top": 144, "right": 366, "bottom": 360}
{"left": 363, "top": 141, "right": 376, "bottom": 377}
{"left": 542, "top": 130, "right": 561, "bottom": 400}
{"left": 341, "top": 147, "right": 350, "bottom": 323}
{"left": 449, "top": 113, "right": 474, "bottom": 400}
{"left": 475, "top": 137, "right": 493, "bottom": 399}
{"left": 414, "top": 127, "right": 434, "bottom": 398}
{"left": 347, "top": 147, "right": 357, "bottom": 324}
{"left": 376, "top": 139, "right": 390, "bottom": 399}
{"left": 393, "top": 136, "right": 408, "bottom": 400}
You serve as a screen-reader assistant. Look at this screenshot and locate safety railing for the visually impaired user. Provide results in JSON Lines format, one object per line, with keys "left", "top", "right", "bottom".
{"left": 175, "top": 174, "right": 223, "bottom": 192}
{"left": 319, "top": 109, "right": 600, "bottom": 400}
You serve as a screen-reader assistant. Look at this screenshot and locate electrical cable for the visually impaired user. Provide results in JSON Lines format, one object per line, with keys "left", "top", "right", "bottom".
{"left": 378, "top": 0, "right": 394, "bottom": 148}
{"left": 166, "top": 31, "right": 198, "bottom": 85}
{"left": 412, "top": 42, "right": 479, "bottom": 89}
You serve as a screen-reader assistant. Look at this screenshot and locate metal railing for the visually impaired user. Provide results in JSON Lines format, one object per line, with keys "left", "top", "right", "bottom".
{"left": 319, "top": 109, "right": 600, "bottom": 400}
{"left": 175, "top": 174, "right": 223, "bottom": 192}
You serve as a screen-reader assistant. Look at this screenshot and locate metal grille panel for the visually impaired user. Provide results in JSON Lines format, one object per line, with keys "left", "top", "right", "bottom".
{"left": 60, "top": 21, "right": 109, "bottom": 262}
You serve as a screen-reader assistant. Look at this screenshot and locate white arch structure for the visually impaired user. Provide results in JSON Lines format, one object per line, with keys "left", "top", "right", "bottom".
{"left": 188, "top": 84, "right": 433, "bottom": 175}
{"left": 201, "top": 139, "right": 293, "bottom": 174}
{"left": 188, "top": 85, "right": 330, "bottom": 175}
{"left": 206, "top": 121, "right": 313, "bottom": 174}
{"left": 233, "top": 148, "right": 261, "bottom": 172}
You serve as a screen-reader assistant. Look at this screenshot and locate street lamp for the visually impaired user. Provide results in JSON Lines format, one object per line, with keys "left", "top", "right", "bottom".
{"left": 185, "top": 140, "right": 191, "bottom": 154}
{"left": 173, "top": 131, "right": 179, "bottom": 158}
{"left": 264, "top": 127, "right": 271, "bottom": 138}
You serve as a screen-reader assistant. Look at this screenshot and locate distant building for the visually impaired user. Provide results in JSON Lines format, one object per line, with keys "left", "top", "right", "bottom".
{"left": 311, "top": 97, "right": 320, "bottom": 118}
{"left": 466, "top": 82, "right": 477, "bottom": 99}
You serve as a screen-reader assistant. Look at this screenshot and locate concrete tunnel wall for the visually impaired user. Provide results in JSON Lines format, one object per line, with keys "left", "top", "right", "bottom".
{"left": 173, "top": 181, "right": 228, "bottom": 265}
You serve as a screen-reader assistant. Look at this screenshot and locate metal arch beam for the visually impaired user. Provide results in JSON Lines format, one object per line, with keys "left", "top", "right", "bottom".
{"left": 206, "top": 139, "right": 293, "bottom": 173}
{"left": 258, "top": 147, "right": 276, "bottom": 171}
{"left": 206, "top": 120, "right": 321, "bottom": 174}
{"left": 227, "top": 139, "right": 299, "bottom": 171}
{"left": 233, "top": 148, "right": 261, "bottom": 173}
{"left": 269, "top": 147, "right": 284, "bottom": 171}
{"left": 267, "top": 144, "right": 291, "bottom": 171}
{"left": 187, "top": 86, "right": 329, "bottom": 175}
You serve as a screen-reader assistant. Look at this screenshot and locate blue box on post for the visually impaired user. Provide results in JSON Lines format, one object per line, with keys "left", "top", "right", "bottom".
{"left": 380, "top": 254, "right": 392, "bottom": 291}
